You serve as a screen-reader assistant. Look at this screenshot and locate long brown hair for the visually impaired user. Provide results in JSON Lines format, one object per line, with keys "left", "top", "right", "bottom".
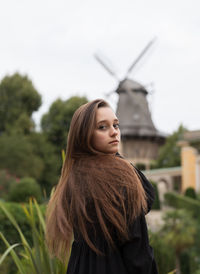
{"left": 46, "top": 99, "right": 147, "bottom": 260}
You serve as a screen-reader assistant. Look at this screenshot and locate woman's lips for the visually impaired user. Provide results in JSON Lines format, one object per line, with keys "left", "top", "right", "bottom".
{"left": 109, "top": 140, "right": 119, "bottom": 144}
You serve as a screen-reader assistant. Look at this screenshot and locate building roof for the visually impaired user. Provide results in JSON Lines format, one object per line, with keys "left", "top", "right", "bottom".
{"left": 183, "top": 130, "right": 200, "bottom": 142}
{"left": 116, "top": 78, "right": 147, "bottom": 95}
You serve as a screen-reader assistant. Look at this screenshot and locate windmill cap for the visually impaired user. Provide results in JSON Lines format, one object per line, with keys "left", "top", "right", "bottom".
{"left": 116, "top": 78, "right": 147, "bottom": 95}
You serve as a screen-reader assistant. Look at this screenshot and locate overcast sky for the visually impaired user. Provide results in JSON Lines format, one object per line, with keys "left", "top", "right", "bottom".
{"left": 0, "top": 0, "right": 199, "bottom": 134}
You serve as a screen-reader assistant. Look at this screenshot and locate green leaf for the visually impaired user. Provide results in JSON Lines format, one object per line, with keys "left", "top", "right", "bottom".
{"left": 0, "top": 243, "right": 21, "bottom": 265}
{"left": 0, "top": 232, "right": 26, "bottom": 274}
{"left": 33, "top": 198, "right": 46, "bottom": 232}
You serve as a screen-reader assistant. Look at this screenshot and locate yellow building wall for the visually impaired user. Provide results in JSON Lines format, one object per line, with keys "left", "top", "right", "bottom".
{"left": 181, "top": 146, "right": 197, "bottom": 192}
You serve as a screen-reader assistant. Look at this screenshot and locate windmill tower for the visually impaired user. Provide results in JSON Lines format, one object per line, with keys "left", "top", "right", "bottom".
{"left": 95, "top": 38, "right": 166, "bottom": 169}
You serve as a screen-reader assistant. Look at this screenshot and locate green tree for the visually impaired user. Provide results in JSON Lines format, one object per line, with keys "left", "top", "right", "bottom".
{"left": 154, "top": 125, "right": 186, "bottom": 168}
{"left": 161, "top": 209, "right": 196, "bottom": 274}
{"left": 0, "top": 133, "right": 60, "bottom": 194}
{"left": 27, "top": 132, "right": 60, "bottom": 194}
{"left": 0, "top": 73, "right": 41, "bottom": 134}
{"left": 0, "top": 134, "right": 43, "bottom": 180}
{"left": 0, "top": 170, "right": 18, "bottom": 201}
{"left": 41, "top": 96, "right": 88, "bottom": 151}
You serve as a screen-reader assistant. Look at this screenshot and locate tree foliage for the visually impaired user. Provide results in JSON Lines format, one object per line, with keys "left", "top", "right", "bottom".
{"left": 27, "top": 132, "right": 60, "bottom": 193}
{"left": 149, "top": 231, "right": 175, "bottom": 274}
{"left": 0, "top": 134, "right": 43, "bottom": 180}
{"left": 154, "top": 125, "right": 186, "bottom": 168}
{"left": 7, "top": 177, "right": 42, "bottom": 203}
{"left": 41, "top": 96, "right": 88, "bottom": 151}
{"left": 161, "top": 209, "right": 197, "bottom": 274}
{"left": 0, "top": 170, "right": 18, "bottom": 201}
{"left": 0, "top": 132, "right": 60, "bottom": 194}
{"left": 0, "top": 73, "right": 89, "bottom": 197}
{"left": 0, "top": 73, "right": 41, "bottom": 134}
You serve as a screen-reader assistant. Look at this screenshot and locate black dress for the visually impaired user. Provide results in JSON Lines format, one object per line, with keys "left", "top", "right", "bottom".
{"left": 67, "top": 167, "right": 158, "bottom": 274}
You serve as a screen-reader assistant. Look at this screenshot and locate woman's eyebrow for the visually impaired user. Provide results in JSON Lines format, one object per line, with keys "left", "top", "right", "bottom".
{"left": 97, "top": 118, "right": 119, "bottom": 124}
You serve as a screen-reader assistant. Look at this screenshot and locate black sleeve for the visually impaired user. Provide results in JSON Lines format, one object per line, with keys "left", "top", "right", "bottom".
{"left": 120, "top": 168, "right": 158, "bottom": 273}
{"left": 120, "top": 215, "right": 158, "bottom": 274}
{"left": 115, "top": 153, "right": 158, "bottom": 273}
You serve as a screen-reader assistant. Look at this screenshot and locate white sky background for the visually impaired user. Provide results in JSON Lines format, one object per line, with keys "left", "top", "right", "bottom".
{"left": 0, "top": 0, "right": 199, "bottom": 134}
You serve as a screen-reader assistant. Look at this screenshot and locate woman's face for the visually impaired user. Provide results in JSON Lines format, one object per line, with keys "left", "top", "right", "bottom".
{"left": 91, "top": 107, "right": 121, "bottom": 154}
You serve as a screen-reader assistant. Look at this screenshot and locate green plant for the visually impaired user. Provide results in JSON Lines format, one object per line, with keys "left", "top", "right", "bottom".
{"left": 8, "top": 177, "right": 42, "bottom": 203}
{"left": 184, "top": 187, "right": 197, "bottom": 199}
{"left": 164, "top": 192, "right": 200, "bottom": 216}
{"left": 0, "top": 199, "right": 68, "bottom": 274}
{"left": 0, "top": 170, "right": 18, "bottom": 200}
{"left": 135, "top": 163, "right": 146, "bottom": 170}
{"left": 161, "top": 209, "right": 197, "bottom": 274}
{"left": 149, "top": 230, "right": 175, "bottom": 274}
{"left": 151, "top": 182, "right": 160, "bottom": 210}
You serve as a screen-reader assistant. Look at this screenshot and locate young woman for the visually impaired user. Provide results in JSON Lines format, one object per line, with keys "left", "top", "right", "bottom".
{"left": 46, "top": 99, "right": 158, "bottom": 274}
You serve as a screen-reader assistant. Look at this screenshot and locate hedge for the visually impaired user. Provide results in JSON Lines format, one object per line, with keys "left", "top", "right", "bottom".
{"left": 164, "top": 192, "right": 200, "bottom": 216}
{"left": 151, "top": 182, "right": 160, "bottom": 210}
{"left": 184, "top": 187, "right": 197, "bottom": 199}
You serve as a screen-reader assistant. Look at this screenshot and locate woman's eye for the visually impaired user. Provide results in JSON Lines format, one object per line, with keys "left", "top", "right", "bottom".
{"left": 98, "top": 125, "right": 107, "bottom": 130}
{"left": 113, "top": 123, "right": 120, "bottom": 129}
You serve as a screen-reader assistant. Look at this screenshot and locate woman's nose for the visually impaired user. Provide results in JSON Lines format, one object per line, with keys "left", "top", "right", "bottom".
{"left": 110, "top": 127, "right": 118, "bottom": 136}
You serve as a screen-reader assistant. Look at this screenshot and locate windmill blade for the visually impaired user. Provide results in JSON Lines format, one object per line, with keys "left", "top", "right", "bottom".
{"left": 94, "top": 53, "right": 119, "bottom": 81}
{"left": 125, "top": 37, "right": 157, "bottom": 78}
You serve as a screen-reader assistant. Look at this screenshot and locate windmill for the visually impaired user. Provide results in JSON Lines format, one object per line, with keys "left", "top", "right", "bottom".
{"left": 95, "top": 38, "right": 166, "bottom": 170}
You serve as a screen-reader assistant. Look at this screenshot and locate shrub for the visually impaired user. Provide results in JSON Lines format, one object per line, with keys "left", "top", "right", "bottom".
{"left": 184, "top": 187, "right": 197, "bottom": 199}
{"left": 0, "top": 170, "right": 18, "bottom": 200}
{"left": 7, "top": 177, "right": 42, "bottom": 203}
{"left": 149, "top": 230, "right": 175, "bottom": 274}
{"left": 164, "top": 192, "right": 200, "bottom": 216}
{"left": 151, "top": 182, "right": 160, "bottom": 210}
{"left": 180, "top": 251, "right": 191, "bottom": 274}
{"left": 135, "top": 163, "right": 146, "bottom": 170}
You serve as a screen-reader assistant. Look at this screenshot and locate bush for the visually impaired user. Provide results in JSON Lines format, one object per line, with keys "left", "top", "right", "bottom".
{"left": 185, "top": 187, "right": 197, "bottom": 199}
{"left": 151, "top": 182, "right": 160, "bottom": 210}
{"left": 164, "top": 192, "right": 200, "bottom": 216}
{"left": 7, "top": 177, "right": 42, "bottom": 203}
{"left": 0, "top": 170, "right": 18, "bottom": 201}
{"left": 135, "top": 163, "right": 146, "bottom": 171}
{"left": 149, "top": 231, "right": 175, "bottom": 274}
{"left": 180, "top": 251, "right": 191, "bottom": 274}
